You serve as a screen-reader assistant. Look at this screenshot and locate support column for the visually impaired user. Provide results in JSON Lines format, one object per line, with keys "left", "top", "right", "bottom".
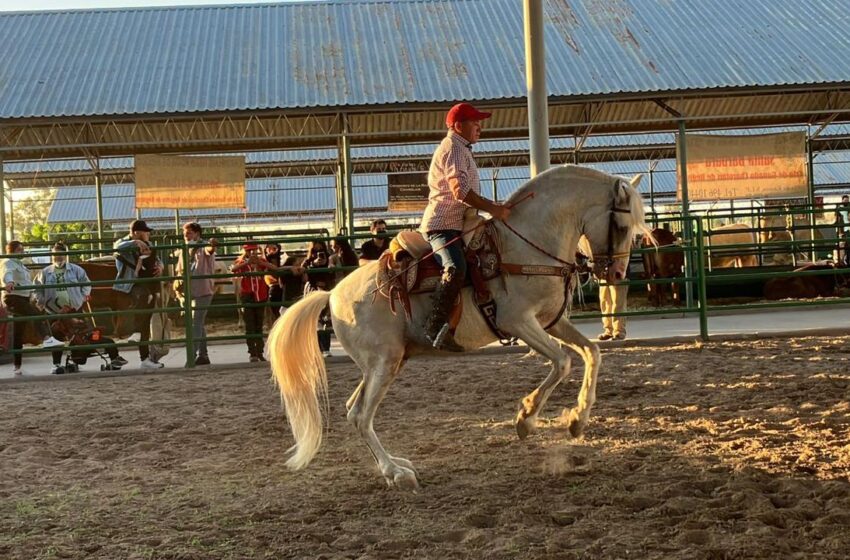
{"left": 334, "top": 166, "right": 344, "bottom": 234}
{"left": 95, "top": 167, "right": 105, "bottom": 251}
{"left": 341, "top": 117, "right": 354, "bottom": 237}
{"left": 677, "top": 120, "right": 694, "bottom": 308}
{"left": 7, "top": 192, "right": 14, "bottom": 240}
{"left": 648, "top": 162, "right": 656, "bottom": 217}
{"left": 174, "top": 209, "right": 181, "bottom": 234}
{"left": 0, "top": 156, "right": 6, "bottom": 248}
{"left": 524, "top": 0, "right": 550, "bottom": 177}
{"left": 492, "top": 169, "right": 499, "bottom": 202}
{"left": 806, "top": 137, "right": 817, "bottom": 261}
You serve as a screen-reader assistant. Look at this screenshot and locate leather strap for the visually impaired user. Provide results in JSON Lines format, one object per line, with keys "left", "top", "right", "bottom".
{"left": 500, "top": 263, "right": 575, "bottom": 277}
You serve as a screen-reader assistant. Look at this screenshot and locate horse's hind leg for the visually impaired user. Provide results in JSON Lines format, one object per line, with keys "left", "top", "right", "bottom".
{"left": 508, "top": 317, "right": 572, "bottom": 440}
{"left": 346, "top": 354, "right": 419, "bottom": 490}
{"left": 546, "top": 319, "right": 601, "bottom": 438}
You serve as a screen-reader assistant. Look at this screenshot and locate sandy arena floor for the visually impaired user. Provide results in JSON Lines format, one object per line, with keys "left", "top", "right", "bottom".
{"left": 1, "top": 336, "right": 849, "bottom": 559}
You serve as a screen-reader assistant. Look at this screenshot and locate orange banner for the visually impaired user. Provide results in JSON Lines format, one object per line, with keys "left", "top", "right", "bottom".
{"left": 135, "top": 154, "right": 245, "bottom": 209}
{"left": 677, "top": 132, "right": 808, "bottom": 201}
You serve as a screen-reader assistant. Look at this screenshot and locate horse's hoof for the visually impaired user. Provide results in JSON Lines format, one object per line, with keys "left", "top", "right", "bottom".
{"left": 384, "top": 466, "right": 419, "bottom": 491}
{"left": 389, "top": 456, "right": 419, "bottom": 478}
{"left": 515, "top": 414, "right": 536, "bottom": 440}
{"left": 563, "top": 408, "right": 586, "bottom": 438}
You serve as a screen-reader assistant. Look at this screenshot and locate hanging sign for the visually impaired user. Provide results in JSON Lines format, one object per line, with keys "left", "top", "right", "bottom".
{"left": 135, "top": 154, "right": 245, "bottom": 209}
{"left": 388, "top": 172, "right": 429, "bottom": 212}
{"left": 677, "top": 132, "right": 808, "bottom": 201}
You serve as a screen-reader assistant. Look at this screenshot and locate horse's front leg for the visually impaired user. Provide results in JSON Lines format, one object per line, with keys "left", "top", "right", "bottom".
{"left": 546, "top": 319, "right": 601, "bottom": 438}
{"left": 507, "top": 316, "right": 572, "bottom": 439}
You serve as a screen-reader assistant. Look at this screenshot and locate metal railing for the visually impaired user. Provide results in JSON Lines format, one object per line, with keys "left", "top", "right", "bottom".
{"left": 3, "top": 205, "right": 850, "bottom": 371}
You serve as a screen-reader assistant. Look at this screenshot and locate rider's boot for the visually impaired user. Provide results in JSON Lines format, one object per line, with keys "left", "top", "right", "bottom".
{"left": 424, "top": 267, "right": 465, "bottom": 352}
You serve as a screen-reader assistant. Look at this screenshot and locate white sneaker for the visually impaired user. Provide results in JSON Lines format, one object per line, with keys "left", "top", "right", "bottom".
{"left": 126, "top": 332, "right": 142, "bottom": 343}
{"left": 140, "top": 358, "right": 164, "bottom": 369}
{"left": 51, "top": 364, "right": 65, "bottom": 375}
{"left": 322, "top": 350, "right": 332, "bottom": 358}
{"left": 12, "top": 367, "right": 25, "bottom": 377}
{"left": 41, "top": 336, "right": 65, "bottom": 348}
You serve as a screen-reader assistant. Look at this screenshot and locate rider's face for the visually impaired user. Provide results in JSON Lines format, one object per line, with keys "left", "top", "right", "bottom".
{"left": 454, "top": 120, "right": 483, "bottom": 144}
{"left": 183, "top": 228, "right": 200, "bottom": 242}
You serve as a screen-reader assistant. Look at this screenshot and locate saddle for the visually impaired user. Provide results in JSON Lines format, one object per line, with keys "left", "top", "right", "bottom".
{"left": 374, "top": 213, "right": 577, "bottom": 342}
{"left": 375, "top": 214, "right": 503, "bottom": 327}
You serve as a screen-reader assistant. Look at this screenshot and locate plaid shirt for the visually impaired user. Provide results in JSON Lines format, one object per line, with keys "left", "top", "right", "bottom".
{"left": 420, "top": 131, "right": 480, "bottom": 233}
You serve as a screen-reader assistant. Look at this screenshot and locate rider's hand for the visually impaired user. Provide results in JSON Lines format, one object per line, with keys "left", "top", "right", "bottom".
{"left": 491, "top": 204, "right": 511, "bottom": 222}
{"left": 209, "top": 238, "right": 219, "bottom": 251}
{"left": 5, "top": 282, "right": 14, "bottom": 292}
{"left": 84, "top": 295, "right": 91, "bottom": 302}
{"left": 153, "top": 264, "right": 163, "bottom": 276}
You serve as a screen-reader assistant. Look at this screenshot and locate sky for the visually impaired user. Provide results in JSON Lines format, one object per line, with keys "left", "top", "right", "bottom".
{"left": 0, "top": 0, "right": 303, "bottom": 12}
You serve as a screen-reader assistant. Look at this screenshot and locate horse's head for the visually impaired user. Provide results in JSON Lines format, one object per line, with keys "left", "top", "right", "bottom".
{"left": 579, "top": 174, "right": 651, "bottom": 284}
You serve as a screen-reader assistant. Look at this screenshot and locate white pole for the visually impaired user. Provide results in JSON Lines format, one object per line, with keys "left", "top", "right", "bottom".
{"left": 524, "top": 0, "right": 550, "bottom": 177}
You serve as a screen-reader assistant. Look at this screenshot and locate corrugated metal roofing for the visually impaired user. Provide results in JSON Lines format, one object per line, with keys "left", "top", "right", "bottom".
{"left": 2, "top": 0, "right": 850, "bottom": 120}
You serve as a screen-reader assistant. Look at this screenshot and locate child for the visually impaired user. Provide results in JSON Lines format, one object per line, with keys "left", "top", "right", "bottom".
{"left": 231, "top": 243, "right": 276, "bottom": 362}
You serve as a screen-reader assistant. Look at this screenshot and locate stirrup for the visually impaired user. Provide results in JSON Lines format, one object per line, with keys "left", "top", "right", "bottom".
{"left": 431, "top": 324, "right": 464, "bottom": 353}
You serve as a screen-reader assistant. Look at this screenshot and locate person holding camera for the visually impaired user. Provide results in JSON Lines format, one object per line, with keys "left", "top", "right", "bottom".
{"left": 231, "top": 243, "right": 275, "bottom": 362}
{"left": 302, "top": 240, "right": 335, "bottom": 357}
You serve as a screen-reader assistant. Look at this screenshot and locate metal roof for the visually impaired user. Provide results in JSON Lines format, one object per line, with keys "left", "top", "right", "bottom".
{"left": 2, "top": 0, "right": 849, "bottom": 120}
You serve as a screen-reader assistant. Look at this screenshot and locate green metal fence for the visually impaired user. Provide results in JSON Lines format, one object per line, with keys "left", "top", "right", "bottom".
{"left": 2, "top": 205, "right": 849, "bottom": 371}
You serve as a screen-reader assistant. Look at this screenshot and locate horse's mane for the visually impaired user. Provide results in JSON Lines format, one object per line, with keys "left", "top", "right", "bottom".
{"left": 505, "top": 164, "right": 614, "bottom": 206}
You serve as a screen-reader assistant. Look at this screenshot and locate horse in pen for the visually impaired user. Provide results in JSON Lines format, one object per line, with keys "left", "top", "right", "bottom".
{"left": 267, "top": 165, "right": 651, "bottom": 489}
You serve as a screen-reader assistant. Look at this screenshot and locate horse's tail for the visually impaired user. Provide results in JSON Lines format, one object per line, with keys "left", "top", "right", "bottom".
{"left": 268, "top": 289, "right": 333, "bottom": 470}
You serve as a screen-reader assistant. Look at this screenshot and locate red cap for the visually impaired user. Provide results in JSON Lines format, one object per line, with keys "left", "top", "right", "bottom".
{"left": 446, "top": 103, "right": 492, "bottom": 127}
{"left": 243, "top": 242, "right": 259, "bottom": 250}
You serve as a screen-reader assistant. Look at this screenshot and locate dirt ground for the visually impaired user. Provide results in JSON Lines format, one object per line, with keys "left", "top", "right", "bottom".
{"left": 1, "top": 336, "right": 849, "bottom": 560}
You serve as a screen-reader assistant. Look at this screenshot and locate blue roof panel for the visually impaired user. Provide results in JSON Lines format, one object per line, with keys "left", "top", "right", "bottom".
{"left": 2, "top": 0, "right": 850, "bottom": 119}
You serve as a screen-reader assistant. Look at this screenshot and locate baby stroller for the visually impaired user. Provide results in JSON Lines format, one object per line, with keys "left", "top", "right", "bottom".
{"left": 50, "top": 305, "right": 126, "bottom": 373}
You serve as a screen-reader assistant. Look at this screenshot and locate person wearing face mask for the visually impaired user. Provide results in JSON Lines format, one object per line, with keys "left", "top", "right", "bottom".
{"left": 358, "top": 219, "right": 389, "bottom": 266}
{"left": 175, "top": 222, "right": 217, "bottom": 366}
{"left": 2, "top": 240, "right": 65, "bottom": 376}
{"left": 34, "top": 242, "right": 128, "bottom": 374}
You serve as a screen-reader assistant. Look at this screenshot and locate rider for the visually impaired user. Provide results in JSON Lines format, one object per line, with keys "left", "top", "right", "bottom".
{"left": 420, "top": 102, "right": 511, "bottom": 352}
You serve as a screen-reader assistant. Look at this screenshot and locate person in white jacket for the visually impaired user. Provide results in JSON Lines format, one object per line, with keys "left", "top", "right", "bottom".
{"left": 2, "top": 240, "right": 64, "bottom": 376}
{"left": 34, "top": 242, "right": 128, "bottom": 374}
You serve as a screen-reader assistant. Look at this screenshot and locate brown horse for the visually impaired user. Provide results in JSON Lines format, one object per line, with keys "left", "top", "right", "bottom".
{"left": 641, "top": 228, "right": 683, "bottom": 306}
{"left": 78, "top": 260, "right": 135, "bottom": 337}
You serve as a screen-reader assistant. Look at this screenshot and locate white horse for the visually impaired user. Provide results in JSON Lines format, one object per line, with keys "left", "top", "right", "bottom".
{"left": 268, "top": 165, "right": 650, "bottom": 489}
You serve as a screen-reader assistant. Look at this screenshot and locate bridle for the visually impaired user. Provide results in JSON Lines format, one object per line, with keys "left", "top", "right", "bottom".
{"left": 504, "top": 179, "right": 633, "bottom": 280}
{"left": 589, "top": 180, "right": 633, "bottom": 280}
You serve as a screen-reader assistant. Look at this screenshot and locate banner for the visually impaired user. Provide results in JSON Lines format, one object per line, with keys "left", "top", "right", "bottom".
{"left": 677, "top": 132, "right": 807, "bottom": 201}
{"left": 135, "top": 154, "right": 245, "bottom": 209}
{"left": 388, "top": 172, "right": 429, "bottom": 212}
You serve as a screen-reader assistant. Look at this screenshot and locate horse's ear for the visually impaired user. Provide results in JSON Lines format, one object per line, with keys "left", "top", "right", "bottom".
{"left": 629, "top": 174, "right": 643, "bottom": 189}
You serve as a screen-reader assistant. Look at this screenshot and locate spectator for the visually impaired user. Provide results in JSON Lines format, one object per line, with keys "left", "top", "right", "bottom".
{"left": 263, "top": 243, "right": 284, "bottom": 320}
{"left": 34, "top": 242, "right": 127, "bottom": 374}
{"left": 175, "top": 222, "right": 217, "bottom": 366}
{"left": 302, "top": 240, "right": 335, "bottom": 357}
{"left": 1, "top": 240, "right": 64, "bottom": 376}
{"left": 231, "top": 243, "right": 276, "bottom": 362}
{"left": 113, "top": 219, "right": 165, "bottom": 369}
{"left": 329, "top": 237, "right": 359, "bottom": 284}
{"left": 834, "top": 195, "right": 850, "bottom": 266}
{"left": 358, "top": 219, "right": 389, "bottom": 265}
{"left": 598, "top": 256, "right": 632, "bottom": 341}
